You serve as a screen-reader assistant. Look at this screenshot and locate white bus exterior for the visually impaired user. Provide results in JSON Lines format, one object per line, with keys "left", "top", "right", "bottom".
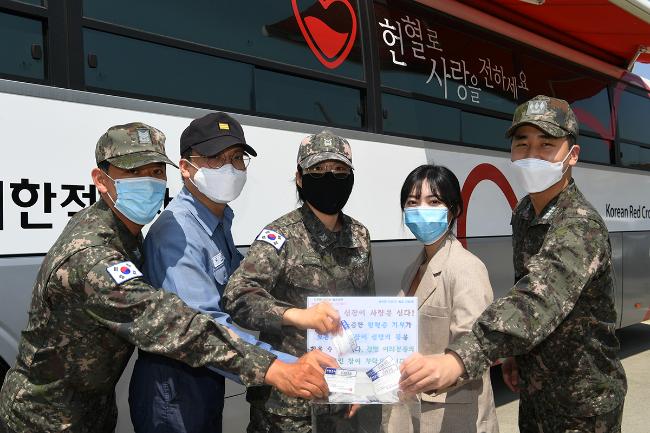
{"left": 0, "top": 1, "right": 649, "bottom": 431}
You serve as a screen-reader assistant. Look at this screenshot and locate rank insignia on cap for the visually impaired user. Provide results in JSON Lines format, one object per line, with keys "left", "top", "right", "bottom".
{"left": 136, "top": 128, "right": 152, "bottom": 144}
{"left": 526, "top": 100, "right": 547, "bottom": 115}
{"left": 256, "top": 229, "right": 287, "bottom": 251}
{"left": 107, "top": 261, "right": 143, "bottom": 284}
{"left": 218, "top": 122, "right": 230, "bottom": 130}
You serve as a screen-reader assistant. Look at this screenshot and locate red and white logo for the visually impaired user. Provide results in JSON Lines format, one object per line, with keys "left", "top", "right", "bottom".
{"left": 292, "top": 0, "right": 358, "bottom": 69}
{"left": 458, "top": 164, "right": 518, "bottom": 247}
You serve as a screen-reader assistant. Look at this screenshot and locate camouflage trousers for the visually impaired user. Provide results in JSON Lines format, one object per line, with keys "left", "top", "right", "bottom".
{"left": 248, "top": 405, "right": 381, "bottom": 433}
{"left": 518, "top": 398, "right": 623, "bottom": 433}
{"left": 0, "top": 418, "right": 12, "bottom": 433}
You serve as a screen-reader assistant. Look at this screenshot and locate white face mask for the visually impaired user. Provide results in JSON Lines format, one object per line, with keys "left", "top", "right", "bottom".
{"left": 511, "top": 145, "right": 576, "bottom": 194}
{"left": 185, "top": 160, "right": 247, "bottom": 204}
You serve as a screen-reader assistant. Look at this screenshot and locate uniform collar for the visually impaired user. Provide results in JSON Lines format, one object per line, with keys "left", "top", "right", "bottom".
{"left": 177, "top": 186, "right": 233, "bottom": 235}
{"left": 522, "top": 179, "right": 576, "bottom": 226}
{"left": 96, "top": 198, "right": 143, "bottom": 260}
{"left": 299, "top": 203, "right": 358, "bottom": 249}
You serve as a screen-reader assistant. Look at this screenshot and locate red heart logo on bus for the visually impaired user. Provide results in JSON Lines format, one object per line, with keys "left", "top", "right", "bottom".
{"left": 292, "top": 0, "right": 358, "bottom": 70}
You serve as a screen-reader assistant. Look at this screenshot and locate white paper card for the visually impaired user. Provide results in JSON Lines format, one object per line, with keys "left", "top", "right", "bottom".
{"left": 331, "top": 320, "right": 359, "bottom": 356}
{"left": 367, "top": 356, "right": 401, "bottom": 395}
{"left": 324, "top": 368, "right": 357, "bottom": 394}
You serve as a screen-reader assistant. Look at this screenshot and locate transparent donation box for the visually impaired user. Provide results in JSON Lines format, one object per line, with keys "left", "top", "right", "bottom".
{"left": 307, "top": 296, "right": 421, "bottom": 433}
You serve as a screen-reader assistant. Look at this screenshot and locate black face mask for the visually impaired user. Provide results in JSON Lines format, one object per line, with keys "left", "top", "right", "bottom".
{"left": 298, "top": 172, "right": 354, "bottom": 215}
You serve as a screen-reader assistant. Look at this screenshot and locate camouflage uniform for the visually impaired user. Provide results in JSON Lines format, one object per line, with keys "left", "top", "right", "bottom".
{"left": 223, "top": 131, "right": 375, "bottom": 433}
{"left": 448, "top": 97, "right": 627, "bottom": 432}
{"left": 0, "top": 123, "right": 276, "bottom": 433}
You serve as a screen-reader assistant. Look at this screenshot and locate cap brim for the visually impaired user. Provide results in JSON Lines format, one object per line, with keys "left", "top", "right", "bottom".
{"left": 505, "top": 120, "right": 572, "bottom": 138}
{"left": 299, "top": 151, "right": 353, "bottom": 169}
{"left": 192, "top": 136, "right": 257, "bottom": 157}
{"left": 107, "top": 151, "right": 179, "bottom": 170}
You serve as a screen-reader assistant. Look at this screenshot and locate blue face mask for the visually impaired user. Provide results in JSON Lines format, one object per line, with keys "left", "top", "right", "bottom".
{"left": 106, "top": 175, "right": 167, "bottom": 225}
{"left": 404, "top": 206, "right": 449, "bottom": 245}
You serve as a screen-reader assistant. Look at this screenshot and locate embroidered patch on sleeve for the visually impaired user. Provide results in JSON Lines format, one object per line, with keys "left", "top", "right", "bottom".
{"left": 256, "top": 229, "right": 287, "bottom": 251}
{"left": 106, "top": 261, "right": 143, "bottom": 284}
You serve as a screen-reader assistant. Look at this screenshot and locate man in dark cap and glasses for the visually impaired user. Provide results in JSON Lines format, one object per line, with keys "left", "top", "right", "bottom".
{"left": 0, "top": 121, "right": 336, "bottom": 433}
{"left": 129, "top": 113, "right": 307, "bottom": 433}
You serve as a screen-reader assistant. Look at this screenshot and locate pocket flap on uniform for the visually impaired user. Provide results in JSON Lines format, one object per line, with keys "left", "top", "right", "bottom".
{"left": 301, "top": 255, "right": 321, "bottom": 266}
{"left": 212, "top": 264, "right": 229, "bottom": 285}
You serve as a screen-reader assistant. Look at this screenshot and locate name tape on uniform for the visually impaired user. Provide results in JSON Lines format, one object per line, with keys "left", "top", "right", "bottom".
{"left": 256, "top": 229, "right": 286, "bottom": 251}
{"left": 212, "top": 252, "right": 225, "bottom": 269}
{"left": 107, "top": 261, "right": 143, "bottom": 285}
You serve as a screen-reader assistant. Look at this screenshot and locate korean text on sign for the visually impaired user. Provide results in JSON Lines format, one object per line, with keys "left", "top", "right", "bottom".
{"left": 306, "top": 296, "right": 418, "bottom": 370}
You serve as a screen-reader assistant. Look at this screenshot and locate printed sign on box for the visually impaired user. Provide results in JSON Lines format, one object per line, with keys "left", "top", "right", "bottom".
{"left": 306, "top": 296, "right": 418, "bottom": 370}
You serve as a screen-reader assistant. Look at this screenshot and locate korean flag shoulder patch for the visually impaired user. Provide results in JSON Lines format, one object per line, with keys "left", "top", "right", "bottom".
{"left": 107, "top": 261, "right": 143, "bottom": 285}
{"left": 256, "top": 229, "right": 287, "bottom": 252}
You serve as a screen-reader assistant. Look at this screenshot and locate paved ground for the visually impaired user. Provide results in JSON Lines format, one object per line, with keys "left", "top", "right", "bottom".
{"left": 494, "top": 321, "right": 650, "bottom": 432}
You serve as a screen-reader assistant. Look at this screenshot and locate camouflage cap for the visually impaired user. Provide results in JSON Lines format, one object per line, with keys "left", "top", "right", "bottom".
{"left": 95, "top": 122, "right": 178, "bottom": 170}
{"left": 506, "top": 95, "right": 579, "bottom": 138}
{"left": 297, "top": 130, "right": 353, "bottom": 169}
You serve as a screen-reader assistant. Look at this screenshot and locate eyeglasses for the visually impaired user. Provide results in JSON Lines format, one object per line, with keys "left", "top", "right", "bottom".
{"left": 303, "top": 164, "right": 352, "bottom": 179}
{"left": 189, "top": 154, "right": 250, "bottom": 171}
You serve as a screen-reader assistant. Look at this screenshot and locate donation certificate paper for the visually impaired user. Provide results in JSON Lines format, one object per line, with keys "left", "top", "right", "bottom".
{"left": 306, "top": 296, "right": 418, "bottom": 368}
{"left": 307, "top": 296, "right": 419, "bottom": 404}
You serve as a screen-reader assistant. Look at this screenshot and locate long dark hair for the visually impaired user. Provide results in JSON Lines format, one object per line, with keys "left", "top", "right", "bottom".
{"left": 400, "top": 164, "right": 464, "bottom": 229}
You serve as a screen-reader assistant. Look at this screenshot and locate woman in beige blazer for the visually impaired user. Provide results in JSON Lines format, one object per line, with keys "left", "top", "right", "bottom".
{"left": 383, "top": 164, "right": 498, "bottom": 433}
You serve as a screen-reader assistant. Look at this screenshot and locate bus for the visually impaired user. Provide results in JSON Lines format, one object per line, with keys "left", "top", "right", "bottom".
{"left": 1, "top": 0, "right": 649, "bottom": 431}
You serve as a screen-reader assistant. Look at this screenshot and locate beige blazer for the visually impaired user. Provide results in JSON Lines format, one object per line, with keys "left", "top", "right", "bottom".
{"left": 383, "top": 235, "right": 499, "bottom": 433}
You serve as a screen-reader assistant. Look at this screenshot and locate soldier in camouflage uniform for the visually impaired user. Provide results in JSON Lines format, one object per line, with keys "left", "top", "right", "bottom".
{"left": 223, "top": 131, "right": 375, "bottom": 433}
{"left": 398, "top": 96, "right": 627, "bottom": 432}
{"left": 0, "top": 123, "right": 335, "bottom": 433}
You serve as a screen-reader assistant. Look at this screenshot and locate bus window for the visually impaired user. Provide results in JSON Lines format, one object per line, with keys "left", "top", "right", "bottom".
{"left": 0, "top": 11, "right": 44, "bottom": 81}
{"left": 620, "top": 142, "right": 650, "bottom": 170}
{"left": 255, "top": 70, "right": 363, "bottom": 129}
{"left": 82, "top": 0, "right": 364, "bottom": 80}
{"left": 374, "top": 0, "right": 518, "bottom": 114}
{"left": 617, "top": 90, "right": 650, "bottom": 145}
{"left": 83, "top": 29, "right": 253, "bottom": 111}
{"left": 382, "top": 93, "right": 460, "bottom": 142}
{"left": 373, "top": 0, "right": 615, "bottom": 145}
{"left": 461, "top": 112, "right": 511, "bottom": 151}
{"left": 571, "top": 88, "right": 612, "bottom": 139}
{"left": 518, "top": 55, "right": 612, "bottom": 139}
{"left": 577, "top": 135, "right": 612, "bottom": 165}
